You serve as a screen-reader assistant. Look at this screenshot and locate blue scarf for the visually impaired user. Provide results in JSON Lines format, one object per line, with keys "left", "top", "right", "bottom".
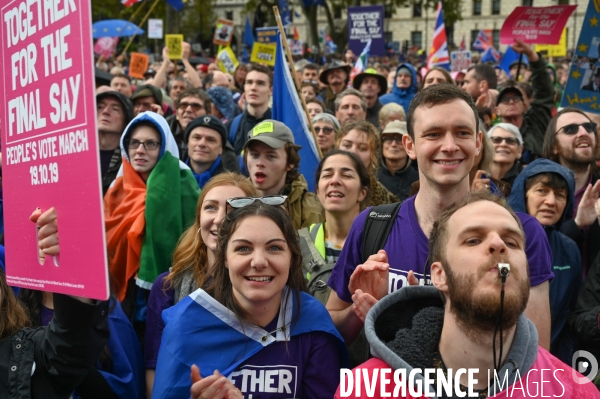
{"left": 152, "top": 288, "right": 347, "bottom": 399}
{"left": 188, "top": 156, "right": 222, "bottom": 188}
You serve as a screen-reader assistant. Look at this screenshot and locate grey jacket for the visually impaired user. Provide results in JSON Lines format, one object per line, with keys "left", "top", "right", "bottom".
{"left": 364, "top": 286, "right": 539, "bottom": 398}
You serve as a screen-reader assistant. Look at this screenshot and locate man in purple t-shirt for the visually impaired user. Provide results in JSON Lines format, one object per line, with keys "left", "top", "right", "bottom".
{"left": 327, "top": 83, "right": 553, "bottom": 353}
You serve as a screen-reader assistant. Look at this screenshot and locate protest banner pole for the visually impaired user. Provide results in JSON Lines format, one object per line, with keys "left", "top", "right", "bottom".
{"left": 126, "top": 1, "right": 147, "bottom": 26}
{"left": 121, "top": 0, "right": 161, "bottom": 57}
{"left": 273, "top": 6, "right": 323, "bottom": 159}
{"left": 515, "top": 53, "right": 523, "bottom": 82}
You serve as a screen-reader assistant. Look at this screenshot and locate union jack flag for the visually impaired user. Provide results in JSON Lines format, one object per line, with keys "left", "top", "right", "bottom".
{"left": 426, "top": 2, "right": 450, "bottom": 70}
{"left": 481, "top": 46, "right": 501, "bottom": 63}
{"left": 121, "top": 0, "right": 142, "bottom": 7}
{"left": 472, "top": 29, "right": 492, "bottom": 51}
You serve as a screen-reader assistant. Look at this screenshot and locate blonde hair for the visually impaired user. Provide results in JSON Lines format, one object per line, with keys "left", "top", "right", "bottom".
{"left": 165, "top": 173, "right": 258, "bottom": 289}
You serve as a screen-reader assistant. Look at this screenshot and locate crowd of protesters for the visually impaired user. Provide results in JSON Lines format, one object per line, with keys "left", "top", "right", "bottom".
{"left": 1, "top": 35, "right": 600, "bottom": 399}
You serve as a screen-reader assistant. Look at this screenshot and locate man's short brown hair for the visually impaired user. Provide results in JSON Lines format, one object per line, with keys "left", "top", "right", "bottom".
{"left": 406, "top": 82, "right": 479, "bottom": 140}
{"left": 177, "top": 88, "right": 212, "bottom": 111}
{"left": 429, "top": 192, "right": 524, "bottom": 266}
{"left": 246, "top": 64, "right": 274, "bottom": 87}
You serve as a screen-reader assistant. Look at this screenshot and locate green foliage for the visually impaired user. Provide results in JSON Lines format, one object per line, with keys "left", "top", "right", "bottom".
{"left": 242, "top": 0, "right": 463, "bottom": 47}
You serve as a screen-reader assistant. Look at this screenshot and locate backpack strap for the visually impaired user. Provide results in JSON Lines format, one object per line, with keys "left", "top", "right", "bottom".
{"left": 228, "top": 114, "right": 243, "bottom": 147}
{"left": 361, "top": 202, "right": 402, "bottom": 264}
{"left": 298, "top": 225, "right": 325, "bottom": 280}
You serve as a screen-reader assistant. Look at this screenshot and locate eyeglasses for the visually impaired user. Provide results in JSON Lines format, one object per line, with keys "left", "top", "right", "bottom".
{"left": 382, "top": 134, "right": 404, "bottom": 143}
{"left": 498, "top": 96, "right": 523, "bottom": 104}
{"left": 314, "top": 126, "right": 334, "bottom": 135}
{"left": 125, "top": 139, "right": 162, "bottom": 151}
{"left": 226, "top": 195, "right": 288, "bottom": 213}
{"left": 490, "top": 136, "right": 520, "bottom": 146}
{"left": 178, "top": 102, "right": 204, "bottom": 112}
{"left": 555, "top": 122, "right": 598, "bottom": 135}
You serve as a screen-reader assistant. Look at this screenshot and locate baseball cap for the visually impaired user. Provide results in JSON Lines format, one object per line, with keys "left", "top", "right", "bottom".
{"left": 382, "top": 121, "right": 408, "bottom": 136}
{"left": 184, "top": 115, "right": 227, "bottom": 147}
{"left": 496, "top": 86, "right": 523, "bottom": 105}
{"left": 244, "top": 120, "right": 297, "bottom": 150}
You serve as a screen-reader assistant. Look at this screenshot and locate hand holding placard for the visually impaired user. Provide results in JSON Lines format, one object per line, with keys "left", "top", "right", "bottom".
{"left": 1, "top": 0, "right": 109, "bottom": 299}
{"left": 510, "top": 38, "right": 539, "bottom": 62}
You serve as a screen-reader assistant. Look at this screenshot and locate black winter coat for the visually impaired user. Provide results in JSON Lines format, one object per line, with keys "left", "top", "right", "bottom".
{"left": 0, "top": 294, "right": 109, "bottom": 399}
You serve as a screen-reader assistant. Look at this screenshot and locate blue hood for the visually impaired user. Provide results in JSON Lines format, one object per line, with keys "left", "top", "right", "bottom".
{"left": 507, "top": 159, "right": 575, "bottom": 230}
{"left": 379, "top": 63, "right": 418, "bottom": 110}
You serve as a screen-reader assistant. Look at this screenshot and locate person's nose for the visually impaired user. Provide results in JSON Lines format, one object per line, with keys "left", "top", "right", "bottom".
{"left": 544, "top": 191, "right": 557, "bottom": 206}
{"left": 329, "top": 171, "right": 342, "bottom": 186}
{"left": 440, "top": 132, "right": 459, "bottom": 153}
{"left": 214, "top": 206, "right": 226, "bottom": 228}
{"left": 488, "top": 233, "right": 508, "bottom": 256}
{"left": 250, "top": 248, "right": 267, "bottom": 270}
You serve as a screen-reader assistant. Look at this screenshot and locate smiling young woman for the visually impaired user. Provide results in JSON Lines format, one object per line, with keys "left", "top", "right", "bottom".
{"left": 143, "top": 172, "right": 257, "bottom": 397}
{"left": 152, "top": 202, "right": 347, "bottom": 399}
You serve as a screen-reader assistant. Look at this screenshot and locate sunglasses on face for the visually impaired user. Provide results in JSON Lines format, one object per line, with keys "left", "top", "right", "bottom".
{"left": 555, "top": 122, "right": 598, "bottom": 135}
{"left": 226, "top": 195, "right": 288, "bottom": 214}
{"left": 382, "top": 134, "right": 404, "bottom": 143}
{"left": 498, "top": 96, "right": 523, "bottom": 104}
{"left": 178, "top": 102, "right": 204, "bottom": 112}
{"left": 125, "top": 139, "right": 162, "bottom": 151}
{"left": 490, "top": 136, "right": 520, "bottom": 146}
{"left": 314, "top": 126, "right": 334, "bottom": 135}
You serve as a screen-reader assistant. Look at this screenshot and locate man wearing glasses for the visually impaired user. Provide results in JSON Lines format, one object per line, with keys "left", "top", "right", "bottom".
{"left": 542, "top": 107, "right": 600, "bottom": 275}
{"left": 494, "top": 39, "right": 555, "bottom": 163}
{"left": 376, "top": 121, "right": 418, "bottom": 201}
{"left": 166, "top": 88, "right": 210, "bottom": 161}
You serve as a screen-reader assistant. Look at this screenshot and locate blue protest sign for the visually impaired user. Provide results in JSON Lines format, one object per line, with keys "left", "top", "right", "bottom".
{"left": 256, "top": 27, "right": 278, "bottom": 44}
{"left": 560, "top": 1, "right": 600, "bottom": 113}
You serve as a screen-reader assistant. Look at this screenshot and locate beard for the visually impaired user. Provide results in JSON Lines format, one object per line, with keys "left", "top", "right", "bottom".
{"left": 558, "top": 142, "right": 596, "bottom": 170}
{"left": 445, "top": 256, "right": 530, "bottom": 337}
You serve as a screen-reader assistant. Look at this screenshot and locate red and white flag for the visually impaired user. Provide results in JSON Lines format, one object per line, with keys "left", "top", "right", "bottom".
{"left": 121, "top": 0, "right": 143, "bottom": 7}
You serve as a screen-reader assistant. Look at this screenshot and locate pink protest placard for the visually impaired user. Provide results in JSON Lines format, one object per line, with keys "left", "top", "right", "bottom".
{"left": 500, "top": 5, "right": 576, "bottom": 45}
{"left": 94, "top": 36, "right": 119, "bottom": 59}
{"left": 1, "top": 0, "right": 109, "bottom": 300}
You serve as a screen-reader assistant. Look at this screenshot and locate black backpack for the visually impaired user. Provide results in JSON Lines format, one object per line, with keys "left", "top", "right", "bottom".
{"left": 299, "top": 203, "right": 402, "bottom": 367}
{"left": 300, "top": 202, "right": 402, "bottom": 305}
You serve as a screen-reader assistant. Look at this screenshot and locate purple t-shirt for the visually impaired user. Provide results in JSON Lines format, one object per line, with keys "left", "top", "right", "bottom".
{"left": 145, "top": 271, "right": 174, "bottom": 369}
{"left": 226, "top": 314, "right": 341, "bottom": 398}
{"left": 329, "top": 195, "right": 554, "bottom": 303}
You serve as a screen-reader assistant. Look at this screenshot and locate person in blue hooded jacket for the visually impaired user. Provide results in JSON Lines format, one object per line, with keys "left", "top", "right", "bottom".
{"left": 378, "top": 63, "right": 418, "bottom": 113}
{"left": 508, "top": 158, "right": 582, "bottom": 364}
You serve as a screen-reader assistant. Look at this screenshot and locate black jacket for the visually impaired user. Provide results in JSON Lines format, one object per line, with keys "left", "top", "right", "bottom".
{"left": 376, "top": 159, "right": 419, "bottom": 201}
{"left": 0, "top": 294, "right": 109, "bottom": 399}
{"left": 561, "top": 171, "right": 600, "bottom": 274}
{"left": 225, "top": 108, "right": 272, "bottom": 155}
{"left": 569, "top": 251, "right": 600, "bottom": 363}
{"left": 515, "top": 56, "right": 555, "bottom": 159}
{"left": 366, "top": 101, "right": 383, "bottom": 130}
{"left": 166, "top": 115, "right": 187, "bottom": 161}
